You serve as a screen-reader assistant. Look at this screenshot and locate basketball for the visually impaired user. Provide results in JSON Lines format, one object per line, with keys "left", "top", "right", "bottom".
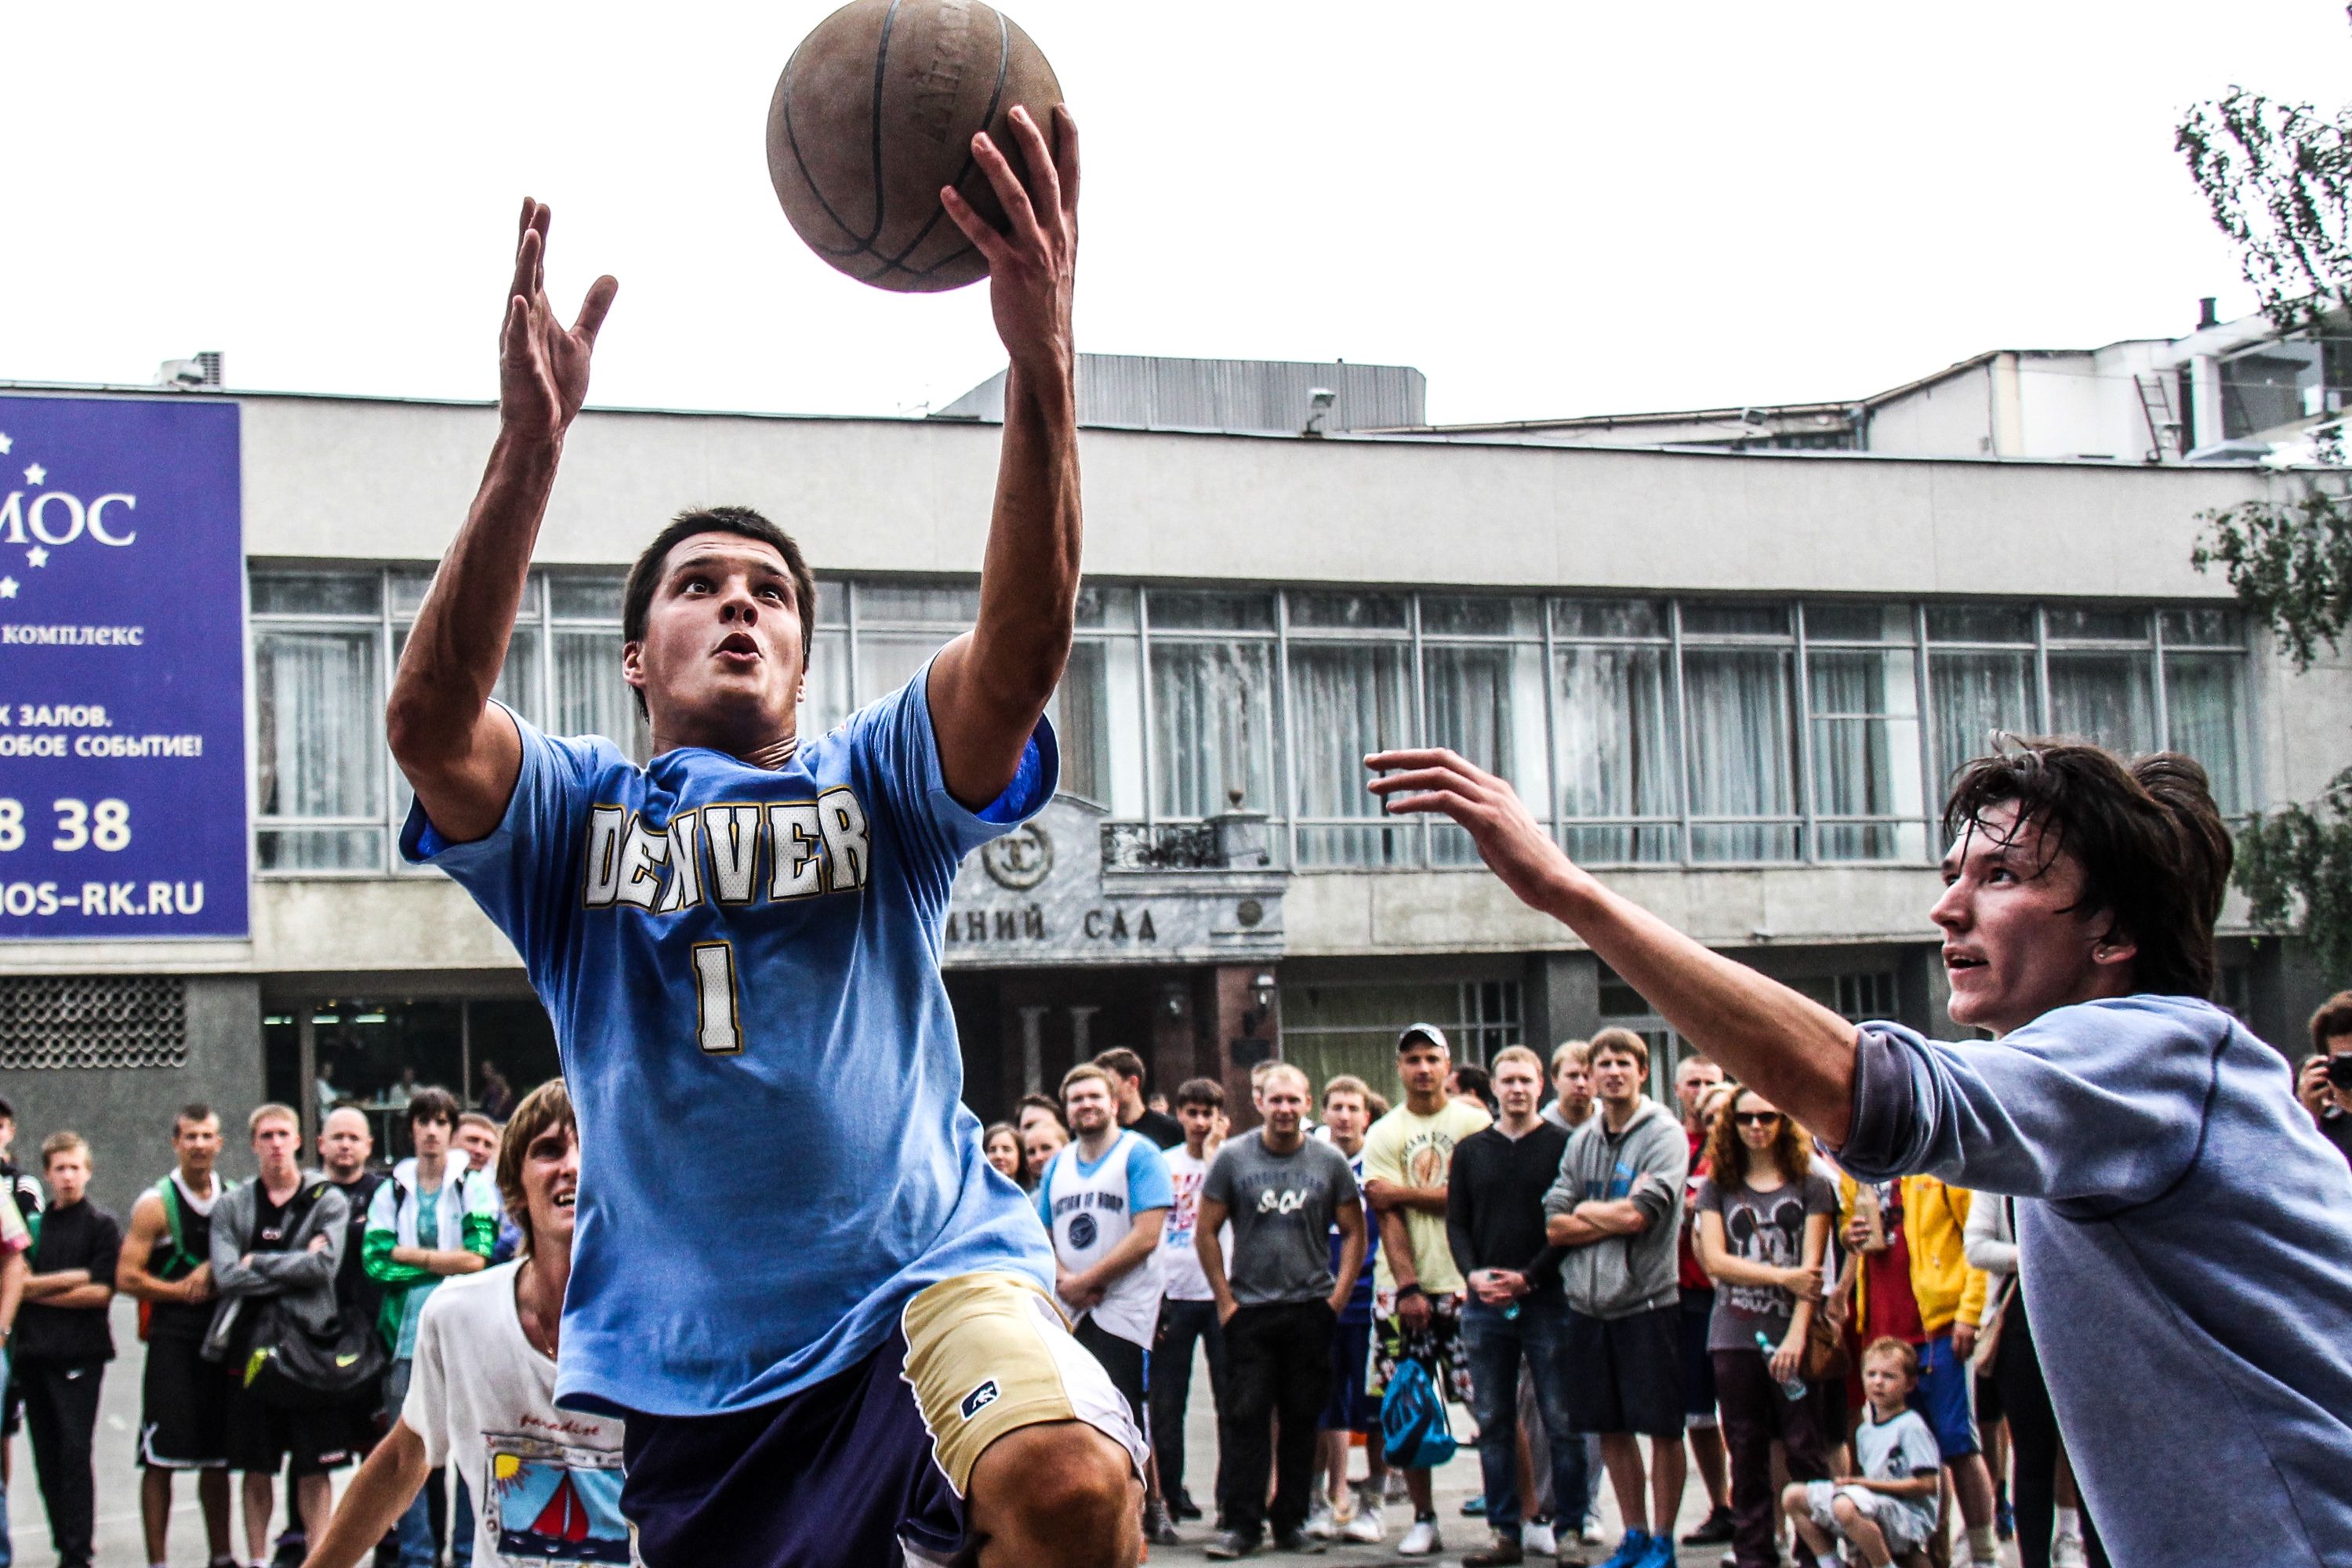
{"left": 767, "top": 0, "right": 1063, "bottom": 292}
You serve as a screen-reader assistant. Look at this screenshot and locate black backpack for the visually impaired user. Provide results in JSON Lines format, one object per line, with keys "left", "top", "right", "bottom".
{"left": 235, "top": 1181, "right": 387, "bottom": 1410}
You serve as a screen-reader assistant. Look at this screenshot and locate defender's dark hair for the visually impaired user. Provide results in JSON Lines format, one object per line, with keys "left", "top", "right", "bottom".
{"left": 172, "top": 1103, "right": 216, "bottom": 1135}
{"left": 405, "top": 1087, "right": 463, "bottom": 1132}
{"left": 1174, "top": 1076, "right": 1226, "bottom": 1110}
{"left": 621, "top": 506, "right": 820, "bottom": 717}
{"left": 2310, "top": 991, "right": 2352, "bottom": 1054}
{"left": 1941, "top": 739, "right": 2233, "bottom": 1000}
{"left": 1093, "top": 1047, "right": 1148, "bottom": 1087}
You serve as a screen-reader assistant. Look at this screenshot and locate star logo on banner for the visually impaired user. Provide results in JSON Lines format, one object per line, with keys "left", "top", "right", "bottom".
{"left": 0, "top": 434, "right": 12, "bottom": 454}
{"left": 26, "top": 546, "right": 49, "bottom": 568}
{"left": 23, "top": 463, "right": 45, "bottom": 486}
{"left": 0, "top": 578, "right": 17, "bottom": 599}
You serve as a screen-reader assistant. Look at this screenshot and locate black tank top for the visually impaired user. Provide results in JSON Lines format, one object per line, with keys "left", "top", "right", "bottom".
{"left": 145, "top": 1174, "right": 217, "bottom": 1342}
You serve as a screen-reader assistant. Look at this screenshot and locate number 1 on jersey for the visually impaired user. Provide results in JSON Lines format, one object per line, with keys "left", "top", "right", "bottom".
{"left": 691, "top": 942, "right": 744, "bottom": 1055}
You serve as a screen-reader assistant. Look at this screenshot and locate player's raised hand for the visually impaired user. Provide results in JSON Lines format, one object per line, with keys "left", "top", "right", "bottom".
{"left": 1367, "top": 748, "right": 1582, "bottom": 916}
{"left": 941, "top": 103, "right": 1076, "bottom": 376}
{"left": 499, "top": 198, "right": 619, "bottom": 442}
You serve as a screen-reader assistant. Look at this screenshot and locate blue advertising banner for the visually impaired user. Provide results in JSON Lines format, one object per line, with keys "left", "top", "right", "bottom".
{"left": 0, "top": 395, "right": 247, "bottom": 938}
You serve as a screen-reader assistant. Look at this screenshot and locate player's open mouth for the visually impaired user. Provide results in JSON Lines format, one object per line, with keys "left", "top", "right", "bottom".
{"left": 1944, "top": 949, "right": 1987, "bottom": 973}
{"left": 554, "top": 1191, "right": 575, "bottom": 1209}
{"left": 715, "top": 632, "right": 761, "bottom": 661}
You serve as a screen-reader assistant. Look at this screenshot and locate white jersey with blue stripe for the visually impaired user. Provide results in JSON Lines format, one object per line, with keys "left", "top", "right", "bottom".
{"left": 402, "top": 662, "right": 1057, "bottom": 1417}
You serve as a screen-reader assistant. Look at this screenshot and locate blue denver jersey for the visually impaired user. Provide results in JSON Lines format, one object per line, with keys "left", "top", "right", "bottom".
{"left": 401, "top": 662, "right": 1057, "bottom": 1417}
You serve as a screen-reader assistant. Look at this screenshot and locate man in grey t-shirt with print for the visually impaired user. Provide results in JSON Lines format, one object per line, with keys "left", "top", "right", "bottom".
{"left": 1198, "top": 1064, "right": 1366, "bottom": 1559}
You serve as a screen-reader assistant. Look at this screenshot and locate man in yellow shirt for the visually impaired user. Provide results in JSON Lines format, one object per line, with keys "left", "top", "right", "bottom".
{"left": 1362, "top": 1025, "right": 1493, "bottom": 1558}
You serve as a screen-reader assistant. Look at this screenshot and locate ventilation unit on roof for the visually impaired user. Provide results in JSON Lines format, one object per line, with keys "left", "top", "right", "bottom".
{"left": 155, "top": 351, "right": 223, "bottom": 390}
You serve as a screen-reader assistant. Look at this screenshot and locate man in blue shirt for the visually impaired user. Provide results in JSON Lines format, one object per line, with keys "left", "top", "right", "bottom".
{"left": 386, "top": 108, "right": 1144, "bottom": 1568}
{"left": 1370, "top": 739, "right": 2352, "bottom": 1568}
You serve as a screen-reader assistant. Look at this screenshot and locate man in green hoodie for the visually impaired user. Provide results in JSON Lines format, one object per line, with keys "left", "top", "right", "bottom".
{"left": 1544, "top": 1032, "right": 1690, "bottom": 1568}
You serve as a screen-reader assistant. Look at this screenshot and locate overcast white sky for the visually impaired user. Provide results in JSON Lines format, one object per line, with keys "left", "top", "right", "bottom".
{"left": 5, "top": 2, "right": 2348, "bottom": 424}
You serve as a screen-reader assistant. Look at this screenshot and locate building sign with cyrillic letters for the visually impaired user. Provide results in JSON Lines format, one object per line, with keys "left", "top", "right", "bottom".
{"left": 0, "top": 396, "right": 247, "bottom": 938}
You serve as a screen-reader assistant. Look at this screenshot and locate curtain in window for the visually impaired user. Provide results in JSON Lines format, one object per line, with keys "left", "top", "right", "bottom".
{"left": 2165, "top": 655, "right": 2249, "bottom": 812}
{"left": 1553, "top": 644, "right": 1677, "bottom": 862}
{"left": 1809, "top": 650, "right": 1923, "bottom": 860}
{"left": 855, "top": 633, "right": 945, "bottom": 712}
{"left": 2048, "top": 652, "right": 2155, "bottom": 755}
{"left": 1287, "top": 644, "right": 1412, "bottom": 866}
{"left": 1425, "top": 644, "right": 1547, "bottom": 864}
{"left": 554, "top": 628, "right": 652, "bottom": 759}
{"left": 255, "top": 628, "right": 381, "bottom": 869}
{"left": 1682, "top": 648, "right": 1798, "bottom": 861}
{"left": 800, "top": 629, "right": 854, "bottom": 739}
{"left": 1047, "top": 640, "right": 1144, "bottom": 813}
{"left": 1150, "top": 641, "right": 1276, "bottom": 818}
{"left": 1929, "top": 650, "right": 2035, "bottom": 796}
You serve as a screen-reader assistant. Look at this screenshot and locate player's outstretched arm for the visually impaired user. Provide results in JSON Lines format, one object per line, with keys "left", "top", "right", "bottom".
{"left": 387, "top": 199, "right": 618, "bottom": 844}
{"left": 930, "top": 104, "right": 1081, "bottom": 808}
{"left": 299, "top": 1418, "right": 431, "bottom": 1568}
{"left": 1367, "top": 747, "right": 1863, "bottom": 1142}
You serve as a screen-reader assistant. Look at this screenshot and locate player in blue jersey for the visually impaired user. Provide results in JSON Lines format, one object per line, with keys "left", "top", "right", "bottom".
{"left": 384, "top": 107, "right": 1144, "bottom": 1568}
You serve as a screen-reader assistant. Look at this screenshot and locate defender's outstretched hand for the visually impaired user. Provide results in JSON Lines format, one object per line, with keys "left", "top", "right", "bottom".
{"left": 941, "top": 104, "right": 1077, "bottom": 374}
{"left": 501, "top": 198, "right": 619, "bottom": 441}
{"left": 1367, "top": 749, "right": 1579, "bottom": 916}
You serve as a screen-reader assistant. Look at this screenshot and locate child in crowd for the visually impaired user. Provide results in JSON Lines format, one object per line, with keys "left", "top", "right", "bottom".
{"left": 1783, "top": 1338, "right": 1940, "bottom": 1567}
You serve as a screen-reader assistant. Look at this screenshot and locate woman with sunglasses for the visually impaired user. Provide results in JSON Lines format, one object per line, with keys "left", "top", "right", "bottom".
{"left": 1693, "top": 1091, "right": 1838, "bottom": 1568}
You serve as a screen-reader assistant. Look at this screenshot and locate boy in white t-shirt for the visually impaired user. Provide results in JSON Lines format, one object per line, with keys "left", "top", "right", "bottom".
{"left": 1784, "top": 1338, "right": 1941, "bottom": 1567}
{"left": 1145, "top": 1077, "right": 1231, "bottom": 1543}
{"left": 302, "top": 1080, "right": 623, "bottom": 1568}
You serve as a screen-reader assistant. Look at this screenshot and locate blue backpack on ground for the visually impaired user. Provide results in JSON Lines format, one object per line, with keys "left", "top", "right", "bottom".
{"left": 1378, "top": 1357, "right": 1458, "bottom": 1469}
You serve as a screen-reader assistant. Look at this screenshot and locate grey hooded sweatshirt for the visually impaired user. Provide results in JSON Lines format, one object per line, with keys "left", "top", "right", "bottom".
{"left": 1842, "top": 995, "right": 2352, "bottom": 1568}
{"left": 1543, "top": 1097, "right": 1688, "bottom": 1319}
{"left": 201, "top": 1170, "right": 349, "bottom": 1364}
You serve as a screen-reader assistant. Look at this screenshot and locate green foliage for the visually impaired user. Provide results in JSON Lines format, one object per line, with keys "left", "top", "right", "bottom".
{"left": 2178, "top": 65, "right": 2352, "bottom": 337}
{"left": 2192, "top": 485, "right": 2352, "bottom": 670}
{"left": 2234, "top": 768, "right": 2352, "bottom": 976}
{"left": 2181, "top": 20, "right": 2352, "bottom": 970}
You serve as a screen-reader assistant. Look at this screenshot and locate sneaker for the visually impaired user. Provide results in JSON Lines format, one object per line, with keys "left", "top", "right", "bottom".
{"left": 1635, "top": 1533, "right": 1679, "bottom": 1568}
{"left": 1341, "top": 1503, "right": 1387, "bottom": 1544}
{"left": 1397, "top": 1515, "right": 1443, "bottom": 1555}
{"left": 1995, "top": 1485, "right": 2015, "bottom": 1543}
{"left": 1383, "top": 1470, "right": 1412, "bottom": 1503}
{"left": 1463, "top": 1535, "right": 1526, "bottom": 1566}
{"left": 1594, "top": 1528, "right": 1651, "bottom": 1568}
{"left": 1203, "top": 1528, "right": 1260, "bottom": 1560}
{"left": 1305, "top": 1498, "right": 1337, "bottom": 1540}
{"left": 1523, "top": 1518, "right": 1557, "bottom": 1556}
{"left": 2053, "top": 1532, "right": 2089, "bottom": 1568}
{"left": 1462, "top": 1494, "right": 1490, "bottom": 1516}
{"left": 1682, "top": 1504, "right": 1736, "bottom": 1545}
{"left": 1581, "top": 1516, "right": 1608, "bottom": 1545}
{"left": 1145, "top": 1496, "right": 1181, "bottom": 1546}
{"left": 1272, "top": 1526, "right": 1329, "bottom": 1554}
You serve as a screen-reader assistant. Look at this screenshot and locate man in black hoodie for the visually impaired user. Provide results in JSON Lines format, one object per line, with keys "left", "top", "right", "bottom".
{"left": 15, "top": 1131, "right": 121, "bottom": 1568}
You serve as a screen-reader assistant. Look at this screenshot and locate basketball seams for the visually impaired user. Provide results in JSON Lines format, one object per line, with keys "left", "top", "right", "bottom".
{"left": 866, "top": 0, "right": 903, "bottom": 249}
{"left": 873, "top": 5, "right": 1010, "bottom": 274}
{"left": 777, "top": 39, "right": 873, "bottom": 251}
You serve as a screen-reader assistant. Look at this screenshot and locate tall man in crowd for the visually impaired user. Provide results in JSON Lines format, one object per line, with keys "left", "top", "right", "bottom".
{"left": 1363, "top": 1025, "right": 1493, "bottom": 1558}
{"left": 1098, "top": 1048, "right": 1185, "bottom": 1150}
{"left": 1038, "top": 1064, "right": 1172, "bottom": 1455}
{"left": 1196, "top": 1063, "right": 1365, "bottom": 1560}
{"left": 1151, "top": 1077, "right": 1229, "bottom": 1541}
{"left": 1448, "top": 1047, "right": 1588, "bottom": 1568}
{"left": 1312, "top": 1074, "right": 1388, "bottom": 1544}
{"left": 1544, "top": 1033, "right": 1690, "bottom": 1568}
{"left": 206, "top": 1105, "right": 354, "bottom": 1568}
{"left": 16, "top": 1131, "right": 119, "bottom": 1568}
{"left": 303, "top": 1080, "right": 627, "bottom": 1568}
{"left": 1670, "top": 1054, "right": 1735, "bottom": 1548}
{"left": 365, "top": 1087, "right": 498, "bottom": 1568}
{"left": 118, "top": 1105, "right": 235, "bottom": 1568}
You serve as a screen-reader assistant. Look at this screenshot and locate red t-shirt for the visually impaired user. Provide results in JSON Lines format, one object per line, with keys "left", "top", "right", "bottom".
{"left": 1679, "top": 1126, "right": 1711, "bottom": 1291}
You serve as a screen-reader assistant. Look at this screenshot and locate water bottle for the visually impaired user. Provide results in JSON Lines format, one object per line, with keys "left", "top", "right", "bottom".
{"left": 1756, "top": 1331, "right": 1806, "bottom": 1401}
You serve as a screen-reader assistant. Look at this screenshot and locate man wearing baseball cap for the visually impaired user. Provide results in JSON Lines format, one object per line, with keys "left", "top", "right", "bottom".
{"left": 1361, "top": 1024, "right": 1493, "bottom": 1557}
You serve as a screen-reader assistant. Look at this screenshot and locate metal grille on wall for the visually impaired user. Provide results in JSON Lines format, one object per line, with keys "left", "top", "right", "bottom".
{"left": 0, "top": 978, "right": 187, "bottom": 1070}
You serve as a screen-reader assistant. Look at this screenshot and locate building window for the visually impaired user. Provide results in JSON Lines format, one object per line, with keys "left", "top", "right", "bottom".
{"left": 252, "top": 572, "right": 388, "bottom": 872}
{"left": 1421, "top": 596, "right": 1549, "bottom": 866}
{"left": 1679, "top": 602, "right": 1802, "bottom": 862}
{"left": 1552, "top": 599, "right": 1680, "bottom": 863}
{"left": 1146, "top": 590, "right": 1281, "bottom": 826}
{"left": 1279, "top": 977, "right": 1523, "bottom": 1105}
{"left": 1806, "top": 604, "right": 1927, "bottom": 862}
{"left": 1285, "top": 592, "right": 1415, "bottom": 867}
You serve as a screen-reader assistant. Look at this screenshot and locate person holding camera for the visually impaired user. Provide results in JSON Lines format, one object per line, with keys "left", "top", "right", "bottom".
{"left": 2299, "top": 993, "right": 2352, "bottom": 1167}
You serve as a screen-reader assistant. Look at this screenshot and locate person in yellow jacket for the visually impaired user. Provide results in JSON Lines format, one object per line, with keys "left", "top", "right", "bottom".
{"left": 1834, "top": 1173, "right": 2001, "bottom": 1568}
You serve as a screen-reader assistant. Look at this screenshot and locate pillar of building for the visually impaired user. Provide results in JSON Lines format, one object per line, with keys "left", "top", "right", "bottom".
{"left": 1523, "top": 950, "right": 1602, "bottom": 1058}
{"left": 1205, "top": 964, "right": 1280, "bottom": 1128}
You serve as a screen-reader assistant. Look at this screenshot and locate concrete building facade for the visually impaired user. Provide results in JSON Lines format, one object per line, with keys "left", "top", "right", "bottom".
{"left": 2, "top": 376, "right": 2345, "bottom": 1203}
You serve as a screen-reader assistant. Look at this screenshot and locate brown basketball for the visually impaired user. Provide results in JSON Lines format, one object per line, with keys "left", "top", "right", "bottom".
{"left": 766, "top": 0, "right": 1063, "bottom": 292}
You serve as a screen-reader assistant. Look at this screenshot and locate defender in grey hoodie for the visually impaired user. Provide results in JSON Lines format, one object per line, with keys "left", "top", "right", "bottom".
{"left": 1543, "top": 1098, "right": 1687, "bottom": 1320}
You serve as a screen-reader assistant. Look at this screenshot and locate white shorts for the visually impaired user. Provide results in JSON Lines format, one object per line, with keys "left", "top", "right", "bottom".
{"left": 1804, "top": 1480, "right": 1931, "bottom": 1556}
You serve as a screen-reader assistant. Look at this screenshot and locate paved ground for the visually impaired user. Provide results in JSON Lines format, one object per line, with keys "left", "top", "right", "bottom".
{"left": 2, "top": 1300, "right": 2008, "bottom": 1566}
